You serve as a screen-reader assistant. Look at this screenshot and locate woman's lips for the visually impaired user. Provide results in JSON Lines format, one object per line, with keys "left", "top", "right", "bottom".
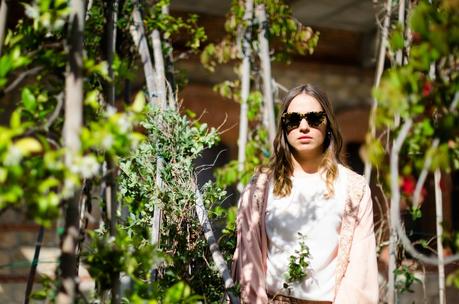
{"left": 298, "top": 135, "right": 312, "bottom": 140}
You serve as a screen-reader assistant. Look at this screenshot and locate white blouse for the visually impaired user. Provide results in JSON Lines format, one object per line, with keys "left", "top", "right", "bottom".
{"left": 265, "top": 164, "right": 348, "bottom": 301}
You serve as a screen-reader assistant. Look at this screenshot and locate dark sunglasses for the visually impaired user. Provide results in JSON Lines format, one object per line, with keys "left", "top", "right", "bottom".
{"left": 281, "top": 111, "right": 326, "bottom": 132}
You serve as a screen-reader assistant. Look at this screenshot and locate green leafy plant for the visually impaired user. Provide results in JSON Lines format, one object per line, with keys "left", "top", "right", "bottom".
{"left": 394, "top": 265, "right": 421, "bottom": 293}
{"left": 285, "top": 232, "right": 311, "bottom": 284}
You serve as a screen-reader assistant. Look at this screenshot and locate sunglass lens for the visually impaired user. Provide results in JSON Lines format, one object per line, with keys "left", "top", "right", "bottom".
{"left": 306, "top": 112, "right": 325, "bottom": 127}
{"left": 283, "top": 112, "right": 302, "bottom": 132}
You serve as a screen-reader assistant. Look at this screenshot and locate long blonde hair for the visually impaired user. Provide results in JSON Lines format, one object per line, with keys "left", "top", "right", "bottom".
{"left": 268, "top": 84, "right": 344, "bottom": 198}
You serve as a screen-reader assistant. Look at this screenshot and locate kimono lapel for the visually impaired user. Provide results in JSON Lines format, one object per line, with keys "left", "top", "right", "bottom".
{"left": 334, "top": 170, "right": 366, "bottom": 297}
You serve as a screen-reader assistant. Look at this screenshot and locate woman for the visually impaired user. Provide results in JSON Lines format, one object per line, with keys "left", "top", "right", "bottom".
{"left": 231, "top": 84, "right": 378, "bottom": 304}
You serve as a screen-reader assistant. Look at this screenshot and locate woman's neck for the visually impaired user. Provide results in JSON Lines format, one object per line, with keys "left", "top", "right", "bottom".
{"left": 291, "top": 151, "right": 324, "bottom": 175}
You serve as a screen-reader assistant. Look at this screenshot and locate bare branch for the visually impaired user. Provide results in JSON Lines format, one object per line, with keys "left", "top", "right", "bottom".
{"left": 44, "top": 92, "right": 64, "bottom": 130}
{"left": 4, "top": 66, "right": 44, "bottom": 94}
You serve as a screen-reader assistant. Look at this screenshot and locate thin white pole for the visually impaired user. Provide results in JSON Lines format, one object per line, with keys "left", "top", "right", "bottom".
{"left": 364, "top": 0, "right": 393, "bottom": 183}
{"left": 434, "top": 169, "right": 446, "bottom": 304}
{"left": 237, "top": 0, "right": 254, "bottom": 193}
{"left": 256, "top": 4, "right": 276, "bottom": 148}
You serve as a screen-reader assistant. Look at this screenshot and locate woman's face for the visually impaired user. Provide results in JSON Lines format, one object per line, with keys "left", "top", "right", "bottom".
{"left": 285, "top": 93, "right": 327, "bottom": 157}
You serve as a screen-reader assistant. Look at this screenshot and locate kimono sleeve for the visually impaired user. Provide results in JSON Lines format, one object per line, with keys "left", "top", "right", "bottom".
{"left": 334, "top": 184, "right": 379, "bottom": 304}
{"left": 231, "top": 177, "right": 269, "bottom": 304}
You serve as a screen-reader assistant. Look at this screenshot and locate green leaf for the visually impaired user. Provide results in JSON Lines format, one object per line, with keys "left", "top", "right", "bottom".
{"left": 447, "top": 270, "right": 459, "bottom": 288}
{"left": 14, "top": 137, "right": 42, "bottom": 155}
{"left": 132, "top": 91, "right": 146, "bottom": 113}
{"left": 9, "top": 109, "right": 22, "bottom": 130}
{"left": 0, "top": 168, "right": 7, "bottom": 183}
{"left": 22, "top": 88, "right": 37, "bottom": 111}
{"left": 389, "top": 24, "right": 404, "bottom": 52}
{"left": 410, "top": 207, "right": 422, "bottom": 221}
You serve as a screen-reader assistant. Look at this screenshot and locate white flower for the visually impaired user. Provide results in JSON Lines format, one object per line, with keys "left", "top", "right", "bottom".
{"left": 4, "top": 146, "right": 23, "bottom": 166}
{"left": 24, "top": 4, "right": 39, "bottom": 19}
{"left": 102, "top": 134, "right": 114, "bottom": 150}
{"left": 106, "top": 105, "right": 117, "bottom": 117}
{"left": 117, "top": 115, "right": 130, "bottom": 133}
{"left": 68, "top": 155, "right": 100, "bottom": 179}
{"left": 62, "top": 179, "right": 77, "bottom": 198}
{"left": 79, "top": 155, "right": 100, "bottom": 179}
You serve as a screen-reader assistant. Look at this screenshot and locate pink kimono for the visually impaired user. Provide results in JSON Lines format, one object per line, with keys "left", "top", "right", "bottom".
{"left": 231, "top": 167, "right": 379, "bottom": 304}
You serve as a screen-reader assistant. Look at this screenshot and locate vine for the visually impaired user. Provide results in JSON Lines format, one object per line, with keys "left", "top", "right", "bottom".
{"left": 368, "top": 0, "right": 459, "bottom": 297}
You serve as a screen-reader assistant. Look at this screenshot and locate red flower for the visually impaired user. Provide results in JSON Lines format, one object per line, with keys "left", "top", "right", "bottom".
{"left": 412, "top": 32, "right": 422, "bottom": 44}
{"left": 422, "top": 81, "right": 433, "bottom": 97}
{"left": 401, "top": 176, "right": 416, "bottom": 196}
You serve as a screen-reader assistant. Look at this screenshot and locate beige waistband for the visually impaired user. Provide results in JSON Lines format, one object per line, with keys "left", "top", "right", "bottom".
{"left": 268, "top": 293, "right": 332, "bottom": 304}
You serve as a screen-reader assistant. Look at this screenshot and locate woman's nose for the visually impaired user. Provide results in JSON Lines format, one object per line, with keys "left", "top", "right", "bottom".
{"left": 299, "top": 118, "right": 310, "bottom": 131}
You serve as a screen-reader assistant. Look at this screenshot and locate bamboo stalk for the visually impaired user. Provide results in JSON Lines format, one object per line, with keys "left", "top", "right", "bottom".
{"left": 58, "top": 0, "right": 85, "bottom": 301}
{"left": 364, "top": 0, "right": 393, "bottom": 183}
{"left": 237, "top": 0, "right": 254, "bottom": 192}
{"left": 434, "top": 169, "right": 446, "bottom": 304}
{"left": 0, "top": 0, "right": 8, "bottom": 56}
{"left": 255, "top": 4, "right": 276, "bottom": 148}
{"left": 195, "top": 188, "right": 239, "bottom": 304}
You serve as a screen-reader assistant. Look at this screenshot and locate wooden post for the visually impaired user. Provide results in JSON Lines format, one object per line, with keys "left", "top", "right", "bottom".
{"left": 255, "top": 4, "right": 276, "bottom": 148}
{"left": 57, "top": 0, "right": 85, "bottom": 303}
{"left": 237, "top": 0, "right": 254, "bottom": 192}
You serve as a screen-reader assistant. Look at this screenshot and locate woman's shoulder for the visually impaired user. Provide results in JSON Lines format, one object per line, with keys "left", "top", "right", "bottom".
{"left": 242, "top": 166, "right": 271, "bottom": 192}
{"left": 338, "top": 164, "right": 367, "bottom": 191}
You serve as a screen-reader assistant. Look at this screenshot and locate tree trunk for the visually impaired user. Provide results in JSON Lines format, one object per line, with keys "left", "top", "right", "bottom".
{"left": 255, "top": 4, "right": 276, "bottom": 148}
{"left": 237, "top": 0, "right": 254, "bottom": 192}
{"left": 0, "top": 0, "right": 8, "bottom": 56}
{"left": 57, "top": 1, "right": 85, "bottom": 303}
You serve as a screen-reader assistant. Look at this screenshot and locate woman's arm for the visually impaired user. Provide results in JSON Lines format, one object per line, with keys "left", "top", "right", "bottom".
{"left": 334, "top": 184, "right": 379, "bottom": 304}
